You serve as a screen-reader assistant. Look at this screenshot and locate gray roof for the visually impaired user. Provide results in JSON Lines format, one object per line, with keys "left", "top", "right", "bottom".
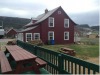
{"left": 25, "top": 21, "right": 33, "bottom": 26}
{"left": 25, "top": 6, "right": 60, "bottom": 27}
{"left": 20, "top": 26, "right": 38, "bottom": 32}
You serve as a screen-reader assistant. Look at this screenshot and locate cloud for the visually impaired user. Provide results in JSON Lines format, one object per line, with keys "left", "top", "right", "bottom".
{"left": 0, "top": 0, "right": 99, "bottom": 26}
{"left": 69, "top": 10, "right": 99, "bottom": 25}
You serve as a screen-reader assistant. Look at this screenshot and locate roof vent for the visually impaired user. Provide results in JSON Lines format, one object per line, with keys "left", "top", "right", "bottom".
{"left": 45, "top": 9, "right": 48, "bottom": 13}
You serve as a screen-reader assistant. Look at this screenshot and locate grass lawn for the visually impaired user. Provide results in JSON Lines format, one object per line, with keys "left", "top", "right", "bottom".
{"left": 41, "top": 44, "right": 99, "bottom": 60}
{"left": 41, "top": 38, "right": 99, "bottom": 61}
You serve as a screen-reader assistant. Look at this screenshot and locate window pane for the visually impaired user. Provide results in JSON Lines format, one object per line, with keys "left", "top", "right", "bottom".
{"left": 48, "top": 32, "right": 54, "bottom": 40}
{"left": 64, "top": 32, "right": 69, "bottom": 40}
{"left": 26, "top": 33, "right": 32, "bottom": 42}
{"left": 49, "top": 17, "right": 54, "bottom": 27}
{"left": 34, "top": 33, "right": 40, "bottom": 40}
{"left": 50, "top": 37, "right": 53, "bottom": 40}
{"left": 27, "top": 34, "right": 31, "bottom": 37}
{"left": 49, "top": 33, "right": 53, "bottom": 36}
{"left": 50, "top": 18, "right": 53, "bottom": 23}
{"left": 64, "top": 19, "right": 69, "bottom": 28}
{"left": 50, "top": 23, "right": 53, "bottom": 26}
{"left": 65, "top": 36, "right": 68, "bottom": 39}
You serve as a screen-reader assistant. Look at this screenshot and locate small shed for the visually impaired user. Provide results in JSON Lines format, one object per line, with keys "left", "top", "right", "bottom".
{"left": 6, "top": 28, "right": 17, "bottom": 38}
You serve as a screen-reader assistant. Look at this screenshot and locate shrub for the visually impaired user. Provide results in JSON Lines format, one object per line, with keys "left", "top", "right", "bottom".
{"left": 7, "top": 40, "right": 16, "bottom": 45}
{"left": 28, "top": 40, "right": 44, "bottom": 46}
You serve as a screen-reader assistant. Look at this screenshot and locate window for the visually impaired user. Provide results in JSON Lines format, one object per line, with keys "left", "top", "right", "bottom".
{"left": 34, "top": 33, "right": 40, "bottom": 40}
{"left": 26, "top": 33, "right": 32, "bottom": 42}
{"left": 48, "top": 31, "right": 54, "bottom": 40}
{"left": 64, "top": 32, "right": 69, "bottom": 40}
{"left": 64, "top": 19, "right": 69, "bottom": 28}
{"left": 58, "top": 11, "right": 61, "bottom": 14}
{"left": 49, "top": 17, "right": 54, "bottom": 27}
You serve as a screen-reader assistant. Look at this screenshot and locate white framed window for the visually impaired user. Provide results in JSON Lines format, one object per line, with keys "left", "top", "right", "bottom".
{"left": 34, "top": 33, "right": 40, "bottom": 40}
{"left": 64, "top": 19, "right": 69, "bottom": 28}
{"left": 48, "top": 17, "right": 54, "bottom": 27}
{"left": 64, "top": 32, "right": 69, "bottom": 40}
{"left": 48, "top": 31, "right": 54, "bottom": 40}
{"left": 26, "top": 33, "right": 32, "bottom": 42}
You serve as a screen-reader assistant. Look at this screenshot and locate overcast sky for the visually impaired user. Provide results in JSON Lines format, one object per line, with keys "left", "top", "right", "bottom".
{"left": 0, "top": 0, "right": 99, "bottom": 26}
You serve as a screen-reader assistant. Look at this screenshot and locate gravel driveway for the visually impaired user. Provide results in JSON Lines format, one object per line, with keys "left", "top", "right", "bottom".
{"left": 0, "top": 39, "right": 15, "bottom": 51}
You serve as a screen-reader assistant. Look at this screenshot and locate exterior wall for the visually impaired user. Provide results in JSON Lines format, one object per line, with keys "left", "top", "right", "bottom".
{"left": 6, "top": 29, "right": 17, "bottom": 38}
{"left": 22, "top": 7, "right": 75, "bottom": 44}
{"left": 22, "top": 26, "right": 40, "bottom": 42}
{"left": 40, "top": 7, "right": 74, "bottom": 44}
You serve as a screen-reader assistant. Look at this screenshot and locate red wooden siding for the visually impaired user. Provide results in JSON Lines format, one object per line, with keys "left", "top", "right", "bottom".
{"left": 40, "top": 7, "right": 74, "bottom": 44}
{"left": 21, "top": 6, "right": 75, "bottom": 44}
{"left": 6, "top": 29, "right": 17, "bottom": 38}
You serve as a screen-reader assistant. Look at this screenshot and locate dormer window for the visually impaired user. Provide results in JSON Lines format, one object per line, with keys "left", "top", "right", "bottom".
{"left": 48, "top": 17, "right": 54, "bottom": 27}
{"left": 64, "top": 19, "right": 69, "bottom": 28}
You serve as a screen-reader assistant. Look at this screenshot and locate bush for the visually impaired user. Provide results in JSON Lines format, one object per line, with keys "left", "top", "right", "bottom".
{"left": 28, "top": 40, "right": 44, "bottom": 46}
{"left": 7, "top": 40, "right": 16, "bottom": 45}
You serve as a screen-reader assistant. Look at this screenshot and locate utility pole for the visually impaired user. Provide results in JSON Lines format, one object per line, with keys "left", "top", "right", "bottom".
{"left": 0, "top": 21, "right": 3, "bottom": 29}
{"left": 1, "top": 21, "right": 3, "bottom": 29}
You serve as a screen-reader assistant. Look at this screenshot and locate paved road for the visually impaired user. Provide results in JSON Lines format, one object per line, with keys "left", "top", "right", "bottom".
{"left": 0, "top": 39, "right": 14, "bottom": 42}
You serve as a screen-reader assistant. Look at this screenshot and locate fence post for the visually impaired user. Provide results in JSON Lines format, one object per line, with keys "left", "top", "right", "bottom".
{"left": 34, "top": 46, "right": 37, "bottom": 55}
{"left": 58, "top": 54, "right": 63, "bottom": 74}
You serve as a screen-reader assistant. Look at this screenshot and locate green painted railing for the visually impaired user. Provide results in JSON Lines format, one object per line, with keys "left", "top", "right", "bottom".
{"left": 17, "top": 40, "right": 99, "bottom": 74}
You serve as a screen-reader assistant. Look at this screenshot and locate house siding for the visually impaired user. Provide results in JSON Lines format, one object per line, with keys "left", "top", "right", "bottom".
{"left": 23, "top": 26, "right": 41, "bottom": 42}
{"left": 6, "top": 29, "right": 17, "bottom": 38}
{"left": 21, "top": 6, "right": 75, "bottom": 44}
{"left": 40, "top": 7, "right": 74, "bottom": 44}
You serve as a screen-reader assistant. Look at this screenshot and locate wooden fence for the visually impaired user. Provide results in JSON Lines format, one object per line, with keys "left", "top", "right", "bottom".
{"left": 17, "top": 40, "right": 99, "bottom": 74}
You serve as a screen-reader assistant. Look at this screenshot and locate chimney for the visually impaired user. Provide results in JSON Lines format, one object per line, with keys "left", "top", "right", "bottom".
{"left": 45, "top": 9, "right": 48, "bottom": 13}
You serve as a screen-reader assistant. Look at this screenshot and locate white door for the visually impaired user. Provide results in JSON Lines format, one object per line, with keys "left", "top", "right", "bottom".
{"left": 17, "top": 33, "right": 23, "bottom": 41}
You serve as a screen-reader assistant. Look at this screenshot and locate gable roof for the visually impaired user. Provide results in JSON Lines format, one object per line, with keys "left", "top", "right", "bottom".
{"left": 25, "top": 6, "right": 60, "bottom": 27}
{"left": 6, "top": 28, "right": 17, "bottom": 34}
{"left": 19, "top": 26, "right": 38, "bottom": 32}
{"left": 21, "top": 6, "right": 77, "bottom": 32}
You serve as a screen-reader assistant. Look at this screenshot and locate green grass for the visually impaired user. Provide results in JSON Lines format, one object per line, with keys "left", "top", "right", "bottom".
{"left": 41, "top": 44, "right": 99, "bottom": 60}
{"left": 81, "top": 37, "right": 99, "bottom": 45}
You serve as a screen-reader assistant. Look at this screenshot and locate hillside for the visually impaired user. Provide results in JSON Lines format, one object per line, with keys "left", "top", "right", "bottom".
{"left": 91, "top": 26, "right": 99, "bottom": 31}
{"left": 0, "top": 16, "right": 31, "bottom": 29}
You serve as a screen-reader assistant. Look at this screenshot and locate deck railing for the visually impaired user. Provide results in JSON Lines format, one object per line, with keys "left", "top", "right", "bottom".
{"left": 17, "top": 40, "right": 99, "bottom": 74}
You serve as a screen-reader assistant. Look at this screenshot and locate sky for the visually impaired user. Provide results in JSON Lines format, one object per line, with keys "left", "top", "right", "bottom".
{"left": 0, "top": 0, "right": 99, "bottom": 26}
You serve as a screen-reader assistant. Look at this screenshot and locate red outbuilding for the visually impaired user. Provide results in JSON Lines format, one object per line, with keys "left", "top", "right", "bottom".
{"left": 6, "top": 28, "right": 17, "bottom": 38}
{"left": 17, "top": 6, "right": 77, "bottom": 44}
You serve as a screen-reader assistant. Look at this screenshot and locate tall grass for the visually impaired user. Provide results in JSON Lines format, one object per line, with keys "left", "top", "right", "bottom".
{"left": 81, "top": 37, "right": 99, "bottom": 45}
{"left": 42, "top": 44, "right": 99, "bottom": 60}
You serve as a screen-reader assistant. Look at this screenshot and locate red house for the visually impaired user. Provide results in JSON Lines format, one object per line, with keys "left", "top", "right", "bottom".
{"left": 18, "top": 6, "right": 76, "bottom": 44}
{"left": 6, "top": 28, "right": 17, "bottom": 38}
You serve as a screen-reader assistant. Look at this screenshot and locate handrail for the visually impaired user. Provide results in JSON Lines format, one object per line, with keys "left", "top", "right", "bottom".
{"left": 17, "top": 40, "right": 99, "bottom": 74}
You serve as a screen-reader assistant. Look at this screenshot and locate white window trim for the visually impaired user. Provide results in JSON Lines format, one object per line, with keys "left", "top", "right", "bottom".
{"left": 64, "top": 19, "right": 69, "bottom": 28}
{"left": 34, "top": 33, "right": 40, "bottom": 40}
{"left": 64, "top": 32, "right": 69, "bottom": 40}
{"left": 48, "top": 31, "right": 54, "bottom": 40}
{"left": 48, "top": 17, "right": 54, "bottom": 27}
{"left": 26, "top": 33, "right": 32, "bottom": 42}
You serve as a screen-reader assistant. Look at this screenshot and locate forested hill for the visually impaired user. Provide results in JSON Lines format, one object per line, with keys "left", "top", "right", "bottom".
{"left": 0, "top": 16, "right": 31, "bottom": 29}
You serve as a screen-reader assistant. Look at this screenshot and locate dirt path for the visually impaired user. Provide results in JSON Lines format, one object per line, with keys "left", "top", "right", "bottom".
{"left": 0, "top": 39, "right": 15, "bottom": 51}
